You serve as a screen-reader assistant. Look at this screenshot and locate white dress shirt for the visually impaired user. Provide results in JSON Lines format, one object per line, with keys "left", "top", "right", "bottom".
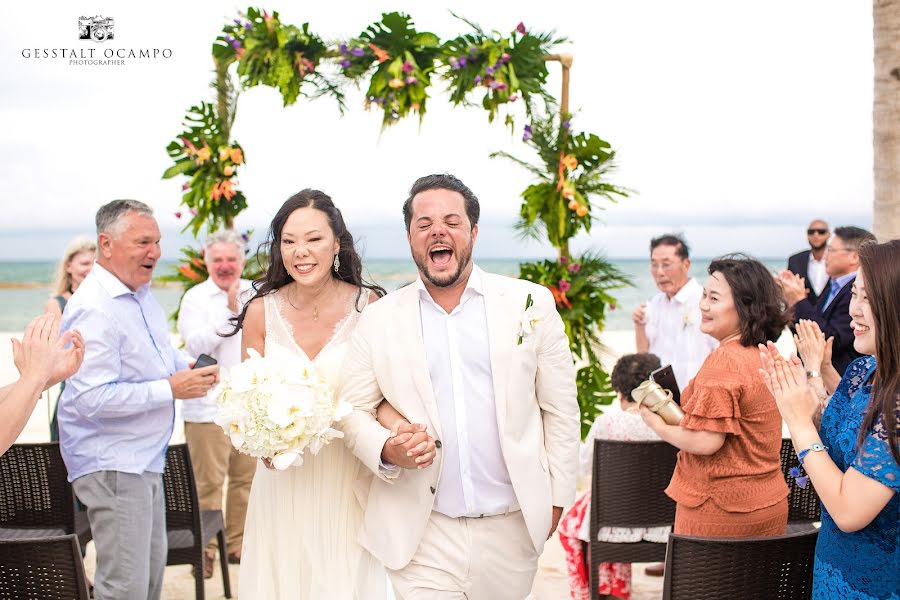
{"left": 807, "top": 253, "right": 828, "bottom": 296}
{"left": 417, "top": 266, "right": 518, "bottom": 518}
{"left": 645, "top": 277, "right": 718, "bottom": 390}
{"left": 177, "top": 277, "right": 253, "bottom": 423}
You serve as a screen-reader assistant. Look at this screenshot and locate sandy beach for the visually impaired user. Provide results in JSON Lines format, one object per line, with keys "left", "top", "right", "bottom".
{"left": 3, "top": 328, "right": 795, "bottom": 599}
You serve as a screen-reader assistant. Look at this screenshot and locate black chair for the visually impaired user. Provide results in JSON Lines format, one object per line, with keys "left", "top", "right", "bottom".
{"left": 779, "top": 438, "right": 822, "bottom": 529}
{"left": 0, "top": 443, "right": 92, "bottom": 550}
{"left": 588, "top": 439, "right": 679, "bottom": 600}
{"left": 163, "top": 443, "right": 231, "bottom": 600}
{"left": 662, "top": 529, "right": 818, "bottom": 600}
{"left": 0, "top": 534, "right": 91, "bottom": 599}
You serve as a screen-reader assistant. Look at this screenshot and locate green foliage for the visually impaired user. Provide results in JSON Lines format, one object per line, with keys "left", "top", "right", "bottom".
{"left": 440, "top": 17, "right": 563, "bottom": 129}
{"left": 213, "top": 8, "right": 344, "bottom": 109}
{"left": 492, "top": 112, "right": 629, "bottom": 247}
{"left": 341, "top": 12, "right": 442, "bottom": 128}
{"left": 519, "top": 253, "right": 631, "bottom": 438}
{"left": 163, "top": 102, "right": 247, "bottom": 235}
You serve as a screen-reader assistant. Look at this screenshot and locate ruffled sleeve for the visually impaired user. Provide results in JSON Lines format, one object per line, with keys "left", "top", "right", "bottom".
{"left": 680, "top": 379, "right": 743, "bottom": 435}
{"left": 852, "top": 413, "right": 900, "bottom": 492}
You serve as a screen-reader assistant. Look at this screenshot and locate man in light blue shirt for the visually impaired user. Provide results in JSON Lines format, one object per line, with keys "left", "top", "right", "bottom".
{"left": 59, "top": 199, "right": 219, "bottom": 600}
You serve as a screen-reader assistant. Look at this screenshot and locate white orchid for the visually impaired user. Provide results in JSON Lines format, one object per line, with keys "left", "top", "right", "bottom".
{"left": 213, "top": 348, "right": 346, "bottom": 470}
{"left": 517, "top": 293, "right": 540, "bottom": 345}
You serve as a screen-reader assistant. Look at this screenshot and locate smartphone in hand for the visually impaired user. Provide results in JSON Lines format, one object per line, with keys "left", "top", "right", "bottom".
{"left": 192, "top": 353, "right": 218, "bottom": 369}
{"left": 651, "top": 365, "right": 681, "bottom": 405}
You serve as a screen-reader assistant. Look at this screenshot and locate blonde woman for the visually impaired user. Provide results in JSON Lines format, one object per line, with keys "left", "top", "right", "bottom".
{"left": 45, "top": 237, "right": 96, "bottom": 317}
{"left": 46, "top": 237, "right": 95, "bottom": 440}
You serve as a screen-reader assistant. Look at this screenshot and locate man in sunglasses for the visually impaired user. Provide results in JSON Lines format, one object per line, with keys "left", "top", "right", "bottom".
{"left": 786, "top": 219, "right": 830, "bottom": 305}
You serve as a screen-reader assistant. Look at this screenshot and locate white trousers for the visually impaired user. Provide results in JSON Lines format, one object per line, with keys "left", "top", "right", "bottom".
{"left": 387, "top": 510, "right": 539, "bottom": 600}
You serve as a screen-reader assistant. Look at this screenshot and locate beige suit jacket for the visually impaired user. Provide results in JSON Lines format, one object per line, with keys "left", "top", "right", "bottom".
{"left": 339, "top": 270, "right": 580, "bottom": 571}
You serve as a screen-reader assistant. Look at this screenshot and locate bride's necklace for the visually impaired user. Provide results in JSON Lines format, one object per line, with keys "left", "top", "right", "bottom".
{"left": 285, "top": 279, "right": 333, "bottom": 322}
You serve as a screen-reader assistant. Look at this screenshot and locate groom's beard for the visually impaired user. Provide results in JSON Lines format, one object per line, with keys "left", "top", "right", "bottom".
{"left": 413, "top": 240, "right": 474, "bottom": 288}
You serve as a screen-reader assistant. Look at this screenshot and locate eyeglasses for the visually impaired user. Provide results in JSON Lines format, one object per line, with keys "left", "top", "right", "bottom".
{"left": 807, "top": 228, "right": 829, "bottom": 235}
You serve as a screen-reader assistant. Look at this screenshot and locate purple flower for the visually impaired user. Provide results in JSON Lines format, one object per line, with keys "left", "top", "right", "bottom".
{"left": 406, "top": 75, "right": 417, "bottom": 85}
{"left": 241, "top": 233, "right": 250, "bottom": 242}
{"left": 474, "top": 75, "right": 482, "bottom": 84}
{"left": 501, "top": 53, "right": 511, "bottom": 63}
{"left": 231, "top": 39, "right": 242, "bottom": 49}
{"left": 233, "top": 18, "right": 242, "bottom": 26}
{"left": 568, "top": 262, "right": 581, "bottom": 273}
{"left": 350, "top": 47, "right": 365, "bottom": 57}
{"left": 244, "top": 22, "right": 252, "bottom": 30}
{"left": 458, "top": 56, "right": 467, "bottom": 68}
{"left": 181, "top": 183, "right": 190, "bottom": 191}
{"left": 174, "top": 211, "right": 182, "bottom": 218}
{"left": 489, "top": 81, "right": 507, "bottom": 90}
{"left": 469, "top": 45, "right": 478, "bottom": 57}
{"left": 224, "top": 34, "right": 234, "bottom": 43}
{"left": 522, "top": 125, "right": 532, "bottom": 141}
{"left": 340, "top": 59, "right": 351, "bottom": 68}
{"left": 402, "top": 61, "right": 414, "bottom": 73}
{"left": 559, "top": 255, "right": 569, "bottom": 265}
{"left": 448, "top": 57, "right": 459, "bottom": 69}
{"left": 516, "top": 22, "right": 526, "bottom": 34}
{"left": 485, "top": 66, "right": 495, "bottom": 76}
{"left": 339, "top": 43, "right": 348, "bottom": 54}
{"left": 562, "top": 119, "right": 571, "bottom": 130}
{"left": 559, "top": 279, "right": 571, "bottom": 293}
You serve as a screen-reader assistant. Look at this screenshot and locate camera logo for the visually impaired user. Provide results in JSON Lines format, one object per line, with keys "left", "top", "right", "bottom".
{"left": 78, "top": 15, "right": 114, "bottom": 43}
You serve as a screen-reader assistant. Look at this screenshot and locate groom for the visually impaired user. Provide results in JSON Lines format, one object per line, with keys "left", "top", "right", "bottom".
{"left": 340, "top": 174, "right": 580, "bottom": 598}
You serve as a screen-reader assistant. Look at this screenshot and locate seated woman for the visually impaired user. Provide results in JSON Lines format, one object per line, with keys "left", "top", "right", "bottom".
{"left": 641, "top": 254, "right": 790, "bottom": 537}
{"left": 761, "top": 239, "right": 898, "bottom": 600}
{"left": 558, "top": 352, "right": 669, "bottom": 600}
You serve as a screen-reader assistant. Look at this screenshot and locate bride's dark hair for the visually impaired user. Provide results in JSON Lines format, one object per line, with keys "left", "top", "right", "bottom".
{"left": 226, "top": 189, "right": 385, "bottom": 336}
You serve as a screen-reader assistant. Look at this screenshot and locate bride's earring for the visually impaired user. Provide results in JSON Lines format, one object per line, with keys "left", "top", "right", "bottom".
{"left": 333, "top": 254, "right": 340, "bottom": 273}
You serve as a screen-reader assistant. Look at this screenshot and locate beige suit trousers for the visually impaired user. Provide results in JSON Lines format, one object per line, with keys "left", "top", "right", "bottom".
{"left": 387, "top": 510, "right": 540, "bottom": 600}
{"left": 183, "top": 422, "right": 256, "bottom": 553}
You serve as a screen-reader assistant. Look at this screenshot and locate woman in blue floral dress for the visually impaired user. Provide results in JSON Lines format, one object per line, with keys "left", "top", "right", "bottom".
{"left": 761, "top": 239, "right": 899, "bottom": 600}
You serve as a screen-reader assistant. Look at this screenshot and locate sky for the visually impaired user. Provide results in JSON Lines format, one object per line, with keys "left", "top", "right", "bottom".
{"left": 0, "top": 1, "right": 874, "bottom": 260}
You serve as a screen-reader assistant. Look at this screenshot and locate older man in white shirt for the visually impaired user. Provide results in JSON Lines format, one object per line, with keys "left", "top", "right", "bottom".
{"left": 177, "top": 229, "right": 254, "bottom": 574}
{"left": 633, "top": 234, "right": 718, "bottom": 391}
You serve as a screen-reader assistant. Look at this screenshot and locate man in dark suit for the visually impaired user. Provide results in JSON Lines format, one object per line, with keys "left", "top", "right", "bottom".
{"left": 780, "top": 226, "right": 877, "bottom": 376}
{"left": 786, "top": 219, "right": 830, "bottom": 305}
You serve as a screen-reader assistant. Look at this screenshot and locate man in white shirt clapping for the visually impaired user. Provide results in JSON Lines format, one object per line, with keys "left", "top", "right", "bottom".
{"left": 177, "top": 229, "right": 255, "bottom": 575}
{"left": 633, "top": 234, "right": 718, "bottom": 391}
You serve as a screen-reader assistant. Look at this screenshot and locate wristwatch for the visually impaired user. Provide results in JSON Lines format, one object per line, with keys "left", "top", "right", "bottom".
{"left": 805, "top": 369, "right": 821, "bottom": 379}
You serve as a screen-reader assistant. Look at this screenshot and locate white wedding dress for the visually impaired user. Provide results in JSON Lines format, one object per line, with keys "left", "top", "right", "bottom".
{"left": 239, "top": 291, "right": 392, "bottom": 599}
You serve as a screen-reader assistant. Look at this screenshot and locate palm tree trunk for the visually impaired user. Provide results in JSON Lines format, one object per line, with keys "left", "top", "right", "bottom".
{"left": 873, "top": 0, "right": 900, "bottom": 241}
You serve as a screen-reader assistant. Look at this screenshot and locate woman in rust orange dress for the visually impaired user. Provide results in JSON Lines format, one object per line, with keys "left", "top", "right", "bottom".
{"left": 640, "top": 254, "right": 790, "bottom": 537}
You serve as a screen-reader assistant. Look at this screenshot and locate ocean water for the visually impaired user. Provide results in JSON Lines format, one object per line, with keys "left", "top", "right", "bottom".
{"left": 0, "top": 257, "right": 785, "bottom": 332}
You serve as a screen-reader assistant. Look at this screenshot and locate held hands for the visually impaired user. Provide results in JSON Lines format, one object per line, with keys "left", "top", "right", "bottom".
{"left": 793, "top": 319, "right": 833, "bottom": 373}
{"left": 758, "top": 342, "right": 819, "bottom": 427}
{"left": 168, "top": 364, "right": 219, "bottom": 399}
{"left": 381, "top": 421, "right": 437, "bottom": 469}
{"left": 12, "top": 312, "right": 85, "bottom": 391}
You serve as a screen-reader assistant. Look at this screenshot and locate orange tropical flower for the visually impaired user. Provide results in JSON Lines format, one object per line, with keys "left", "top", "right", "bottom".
{"left": 567, "top": 198, "right": 579, "bottom": 210}
{"left": 369, "top": 43, "right": 390, "bottom": 63}
{"left": 223, "top": 165, "right": 235, "bottom": 176}
{"left": 576, "top": 204, "right": 588, "bottom": 217}
{"left": 548, "top": 285, "right": 572, "bottom": 309}
{"left": 178, "top": 264, "right": 203, "bottom": 283}
{"left": 195, "top": 145, "right": 211, "bottom": 165}
{"left": 563, "top": 154, "right": 578, "bottom": 170}
{"left": 388, "top": 78, "right": 405, "bottom": 89}
{"left": 219, "top": 147, "right": 231, "bottom": 162}
{"left": 556, "top": 152, "right": 566, "bottom": 190}
{"left": 181, "top": 137, "right": 198, "bottom": 157}
{"left": 562, "top": 186, "right": 575, "bottom": 200}
{"left": 230, "top": 148, "right": 243, "bottom": 164}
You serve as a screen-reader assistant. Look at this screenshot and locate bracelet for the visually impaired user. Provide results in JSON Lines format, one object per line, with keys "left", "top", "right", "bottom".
{"left": 789, "top": 443, "right": 828, "bottom": 489}
{"left": 805, "top": 370, "right": 821, "bottom": 379}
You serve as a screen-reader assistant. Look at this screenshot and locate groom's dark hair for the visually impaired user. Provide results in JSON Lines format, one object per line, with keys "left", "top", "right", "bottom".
{"left": 403, "top": 173, "right": 480, "bottom": 231}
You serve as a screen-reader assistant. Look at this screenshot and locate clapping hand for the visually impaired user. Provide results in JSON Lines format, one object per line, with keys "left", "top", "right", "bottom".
{"left": 12, "top": 313, "right": 85, "bottom": 391}
{"left": 383, "top": 421, "right": 437, "bottom": 469}
{"left": 777, "top": 271, "right": 808, "bottom": 307}
{"left": 793, "top": 319, "right": 833, "bottom": 373}
{"left": 758, "top": 342, "right": 819, "bottom": 427}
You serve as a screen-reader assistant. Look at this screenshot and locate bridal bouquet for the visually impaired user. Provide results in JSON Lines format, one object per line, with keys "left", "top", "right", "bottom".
{"left": 213, "top": 347, "right": 351, "bottom": 470}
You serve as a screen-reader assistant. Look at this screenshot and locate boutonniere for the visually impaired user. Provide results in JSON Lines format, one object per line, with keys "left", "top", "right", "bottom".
{"left": 517, "top": 293, "right": 540, "bottom": 345}
{"left": 682, "top": 311, "right": 695, "bottom": 330}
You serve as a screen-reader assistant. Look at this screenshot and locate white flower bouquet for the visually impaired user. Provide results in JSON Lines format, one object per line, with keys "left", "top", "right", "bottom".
{"left": 213, "top": 347, "right": 351, "bottom": 470}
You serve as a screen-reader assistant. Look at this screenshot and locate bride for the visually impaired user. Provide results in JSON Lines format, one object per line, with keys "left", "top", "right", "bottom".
{"left": 231, "top": 189, "right": 435, "bottom": 598}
